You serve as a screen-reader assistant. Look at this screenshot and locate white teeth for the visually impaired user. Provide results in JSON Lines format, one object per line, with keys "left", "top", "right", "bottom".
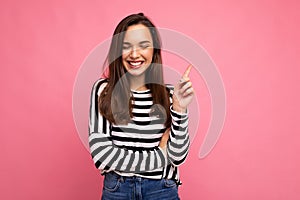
{"left": 129, "top": 61, "right": 143, "bottom": 66}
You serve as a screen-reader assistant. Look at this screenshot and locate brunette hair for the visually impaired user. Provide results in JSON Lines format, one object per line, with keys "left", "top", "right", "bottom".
{"left": 99, "top": 13, "right": 171, "bottom": 127}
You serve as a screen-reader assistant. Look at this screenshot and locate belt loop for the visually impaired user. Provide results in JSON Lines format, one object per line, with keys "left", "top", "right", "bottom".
{"left": 136, "top": 176, "right": 142, "bottom": 182}
{"left": 119, "top": 175, "right": 125, "bottom": 183}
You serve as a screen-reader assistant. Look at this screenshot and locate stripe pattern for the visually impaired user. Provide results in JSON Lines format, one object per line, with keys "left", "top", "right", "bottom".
{"left": 89, "top": 78, "right": 190, "bottom": 184}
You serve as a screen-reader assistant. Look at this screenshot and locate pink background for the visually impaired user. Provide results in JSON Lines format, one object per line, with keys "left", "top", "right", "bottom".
{"left": 1, "top": 0, "right": 300, "bottom": 199}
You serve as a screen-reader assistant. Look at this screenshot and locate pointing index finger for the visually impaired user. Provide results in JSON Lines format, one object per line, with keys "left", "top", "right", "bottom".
{"left": 182, "top": 64, "right": 193, "bottom": 79}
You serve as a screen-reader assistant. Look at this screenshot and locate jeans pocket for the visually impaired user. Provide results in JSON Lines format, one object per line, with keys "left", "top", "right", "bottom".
{"left": 163, "top": 178, "right": 177, "bottom": 188}
{"left": 103, "top": 172, "right": 122, "bottom": 192}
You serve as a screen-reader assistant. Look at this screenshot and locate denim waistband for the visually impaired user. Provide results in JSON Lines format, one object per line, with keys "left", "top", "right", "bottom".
{"left": 107, "top": 171, "right": 154, "bottom": 182}
{"left": 102, "top": 171, "right": 180, "bottom": 199}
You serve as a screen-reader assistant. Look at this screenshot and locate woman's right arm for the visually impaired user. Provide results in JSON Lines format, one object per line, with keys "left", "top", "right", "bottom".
{"left": 88, "top": 79, "right": 168, "bottom": 173}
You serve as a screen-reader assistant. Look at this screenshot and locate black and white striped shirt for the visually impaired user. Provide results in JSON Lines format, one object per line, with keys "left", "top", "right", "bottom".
{"left": 89, "top": 78, "right": 190, "bottom": 184}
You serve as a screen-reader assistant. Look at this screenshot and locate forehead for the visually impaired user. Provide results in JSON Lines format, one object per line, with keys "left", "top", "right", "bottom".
{"left": 123, "top": 24, "right": 153, "bottom": 43}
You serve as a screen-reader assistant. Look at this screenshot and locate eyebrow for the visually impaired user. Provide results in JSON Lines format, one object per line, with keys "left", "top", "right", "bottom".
{"left": 123, "top": 41, "right": 151, "bottom": 45}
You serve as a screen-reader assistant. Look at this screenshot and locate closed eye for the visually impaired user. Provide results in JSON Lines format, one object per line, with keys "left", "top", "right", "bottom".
{"left": 140, "top": 45, "right": 150, "bottom": 49}
{"left": 123, "top": 45, "right": 131, "bottom": 50}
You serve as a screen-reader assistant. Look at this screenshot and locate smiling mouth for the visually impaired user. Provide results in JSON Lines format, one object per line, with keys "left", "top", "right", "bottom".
{"left": 127, "top": 61, "right": 144, "bottom": 68}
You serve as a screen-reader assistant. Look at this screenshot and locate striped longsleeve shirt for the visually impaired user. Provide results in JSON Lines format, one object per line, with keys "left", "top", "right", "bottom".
{"left": 88, "top": 78, "right": 190, "bottom": 184}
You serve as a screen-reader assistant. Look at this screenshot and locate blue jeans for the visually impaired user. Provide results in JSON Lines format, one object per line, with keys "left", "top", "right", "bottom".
{"left": 101, "top": 171, "right": 180, "bottom": 200}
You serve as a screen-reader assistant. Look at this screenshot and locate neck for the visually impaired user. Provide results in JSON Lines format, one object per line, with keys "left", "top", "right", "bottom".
{"left": 129, "top": 75, "right": 147, "bottom": 91}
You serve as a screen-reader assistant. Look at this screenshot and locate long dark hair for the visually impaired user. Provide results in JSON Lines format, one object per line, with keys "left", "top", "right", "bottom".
{"left": 99, "top": 13, "right": 171, "bottom": 127}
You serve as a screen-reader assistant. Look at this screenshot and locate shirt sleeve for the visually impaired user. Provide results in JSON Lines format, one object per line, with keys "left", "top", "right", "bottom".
{"left": 167, "top": 86, "right": 191, "bottom": 166}
{"left": 88, "top": 79, "right": 168, "bottom": 173}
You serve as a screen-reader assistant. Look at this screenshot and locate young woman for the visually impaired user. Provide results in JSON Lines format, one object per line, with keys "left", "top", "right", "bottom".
{"left": 89, "top": 13, "right": 194, "bottom": 200}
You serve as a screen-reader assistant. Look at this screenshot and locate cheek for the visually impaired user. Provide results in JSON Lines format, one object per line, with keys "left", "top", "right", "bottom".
{"left": 143, "top": 49, "right": 154, "bottom": 61}
{"left": 121, "top": 56, "right": 128, "bottom": 69}
{"left": 122, "top": 53, "right": 130, "bottom": 65}
{"left": 122, "top": 52, "right": 128, "bottom": 59}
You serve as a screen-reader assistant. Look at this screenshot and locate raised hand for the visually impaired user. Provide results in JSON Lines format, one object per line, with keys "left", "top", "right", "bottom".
{"left": 172, "top": 64, "right": 194, "bottom": 113}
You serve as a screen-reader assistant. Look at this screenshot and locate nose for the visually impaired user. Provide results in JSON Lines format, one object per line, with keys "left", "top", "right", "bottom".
{"left": 129, "top": 46, "right": 140, "bottom": 59}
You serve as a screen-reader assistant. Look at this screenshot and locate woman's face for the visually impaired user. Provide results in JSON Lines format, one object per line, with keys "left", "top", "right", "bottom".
{"left": 122, "top": 24, "right": 154, "bottom": 78}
